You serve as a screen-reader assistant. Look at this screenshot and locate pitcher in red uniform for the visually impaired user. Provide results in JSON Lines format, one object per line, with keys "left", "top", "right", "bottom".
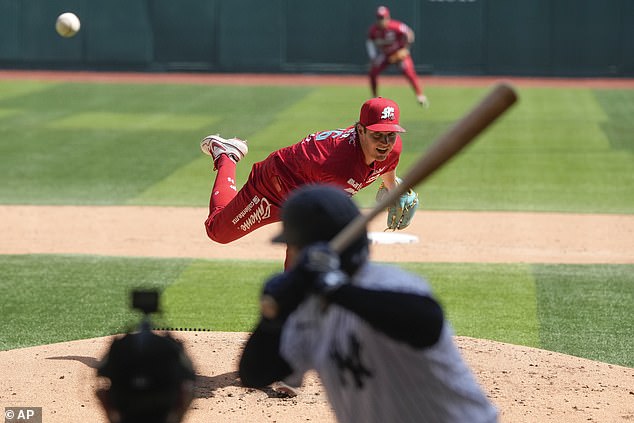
{"left": 200, "top": 97, "right": 414, "bottom": 265}
{"left": 367, "top": 6, "right": 429, "bottom": 108}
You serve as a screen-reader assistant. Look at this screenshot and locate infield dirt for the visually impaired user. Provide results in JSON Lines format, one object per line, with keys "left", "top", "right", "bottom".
{"left": 1, "top": 205, "right": 633, "bottom": 423}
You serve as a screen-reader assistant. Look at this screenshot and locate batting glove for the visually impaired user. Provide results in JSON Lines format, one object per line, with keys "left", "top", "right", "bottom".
{"left": 296, "top": 242, "right": 349, "bottom": 296}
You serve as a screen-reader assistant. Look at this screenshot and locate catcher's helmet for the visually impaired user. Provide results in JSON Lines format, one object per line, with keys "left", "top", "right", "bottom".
{"left": 273, "top": 184, "right": 369, "bottom": 274}
{"left": 97, "top": 330, "right": 195, "bottom": 417}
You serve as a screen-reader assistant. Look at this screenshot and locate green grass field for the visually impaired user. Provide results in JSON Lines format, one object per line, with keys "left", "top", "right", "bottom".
{"left": 0, "top": 79, "right": 632, "bottom": 367}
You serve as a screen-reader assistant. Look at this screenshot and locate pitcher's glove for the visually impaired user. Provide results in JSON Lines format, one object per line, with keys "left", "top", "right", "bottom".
{"left": 388, "top": 48, "right": 410, "bottom": 64}
{"left": 376, "top": 179, "right": 419, "bottom": 230}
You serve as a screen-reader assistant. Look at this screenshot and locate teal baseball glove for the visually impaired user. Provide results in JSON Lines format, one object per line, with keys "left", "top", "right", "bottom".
{"left": 376, "top": 179, "right": 420, "bottom": 230}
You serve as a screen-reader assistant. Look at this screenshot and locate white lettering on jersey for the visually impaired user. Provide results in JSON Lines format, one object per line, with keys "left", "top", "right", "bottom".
{"left": 239, "top": 197, "right": 272, "bottom": 231}
{"left": 315, "top": 130, "right": 344, "bottom": 141}
{"left": 366, "top": 174, "right": 379, "bottom": 184}
{"left": 346, "top": 178, "right": 363, "bottom": 195}
{"left": 232, "top": 196, "right": 260, "bottom": 224}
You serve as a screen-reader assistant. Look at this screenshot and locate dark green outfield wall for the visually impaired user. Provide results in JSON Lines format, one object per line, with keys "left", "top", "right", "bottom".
{"left": 1, "top": 0, "right": 633, "bottom": 76}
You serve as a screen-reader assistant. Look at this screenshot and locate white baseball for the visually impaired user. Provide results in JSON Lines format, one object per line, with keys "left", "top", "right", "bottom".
{"left": 55, "top": 12, "right": 81, "bottom": 38}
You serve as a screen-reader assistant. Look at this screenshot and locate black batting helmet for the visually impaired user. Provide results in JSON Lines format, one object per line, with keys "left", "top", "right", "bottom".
{"left": 272, "top": 183, "right": 369, "bottom": 274}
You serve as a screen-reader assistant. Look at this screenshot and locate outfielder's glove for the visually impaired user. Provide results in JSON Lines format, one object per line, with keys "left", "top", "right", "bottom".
{"left": 388, "top": 48, "right": 410, "bottom": 64}
{"left": 376, "top": 179, "right": 419, "bottom": 230}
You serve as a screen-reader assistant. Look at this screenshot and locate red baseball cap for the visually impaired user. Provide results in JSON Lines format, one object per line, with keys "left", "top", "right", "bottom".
{"left": 359, "top": 97, "right": 406, "bottom": 133}
{"left": 376, "top": 6, "right": 390, "bottom": 19}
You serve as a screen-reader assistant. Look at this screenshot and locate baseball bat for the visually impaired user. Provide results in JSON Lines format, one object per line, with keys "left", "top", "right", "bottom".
{"left": 260, "top": 83, "right": 518, "bottom": 319}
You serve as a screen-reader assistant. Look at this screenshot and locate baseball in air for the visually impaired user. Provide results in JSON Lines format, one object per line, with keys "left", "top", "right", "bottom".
{"left": 55, "top": 12, "right": 81, "bottom": 38}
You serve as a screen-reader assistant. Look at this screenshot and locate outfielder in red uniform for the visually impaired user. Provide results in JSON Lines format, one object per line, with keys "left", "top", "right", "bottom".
{"left": 367, "top": 6, "right": 429, "bottom": 108}
{"left": 200, "top": 97, "right": 407, "bottom": 265}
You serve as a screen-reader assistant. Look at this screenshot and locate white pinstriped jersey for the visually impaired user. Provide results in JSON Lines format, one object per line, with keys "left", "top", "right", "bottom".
{"left": 280, "top": 262, "right": 498, "bottom": 423}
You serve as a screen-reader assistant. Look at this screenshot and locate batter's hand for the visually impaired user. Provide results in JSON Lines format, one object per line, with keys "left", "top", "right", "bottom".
{"left": 296, "top": 243, "right": 348, "bottom": 295}
{"left": 260, "top": 243, "right": 347, "bottom": 319}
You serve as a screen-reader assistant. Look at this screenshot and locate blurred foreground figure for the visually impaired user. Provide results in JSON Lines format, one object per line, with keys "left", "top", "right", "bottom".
{"left": 96, "top": 291, "right": 196, "bottom": 423}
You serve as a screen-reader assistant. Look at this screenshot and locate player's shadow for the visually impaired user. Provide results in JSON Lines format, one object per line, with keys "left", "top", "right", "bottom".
{"left": 47, "top": 355, "right": 100, "bottom": 368}
{"left": 47, "top": 356, "right": 285, "bottom": 399}
{"left": 194, "top": 372, "right": 292, "bottom": 399}
{"left": 194, "top": 371, "right": 241, "bottom": 398}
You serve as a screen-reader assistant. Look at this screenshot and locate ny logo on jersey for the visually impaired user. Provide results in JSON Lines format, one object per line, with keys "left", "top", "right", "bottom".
{"left": 380, "top": 106, "right": 395, "bottom": 121}
{"left": 330, "top": 333, "right": 373, "bottom": 389}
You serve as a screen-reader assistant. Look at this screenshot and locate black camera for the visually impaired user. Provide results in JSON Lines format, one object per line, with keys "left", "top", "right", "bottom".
{"left": 131, "top": 289, "right": 161, "bottom": 333}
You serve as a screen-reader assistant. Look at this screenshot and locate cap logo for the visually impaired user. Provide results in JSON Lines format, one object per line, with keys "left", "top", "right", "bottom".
{"left": 380, "top": 106, "right": 396, "bottom": 121}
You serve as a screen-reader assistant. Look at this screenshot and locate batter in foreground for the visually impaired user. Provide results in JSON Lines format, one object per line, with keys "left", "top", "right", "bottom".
{"left": 239, "top": 184, "right": 498, "bottom": 423}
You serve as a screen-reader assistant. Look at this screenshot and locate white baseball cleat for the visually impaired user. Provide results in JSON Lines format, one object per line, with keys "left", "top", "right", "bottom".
{"left": 200, "top": 134, "right": 248, "bottom": 168}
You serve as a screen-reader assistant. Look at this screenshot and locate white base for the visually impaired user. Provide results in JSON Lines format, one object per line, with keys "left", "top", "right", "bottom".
{"left": 368, "top": 232, "right": 419, "bottom": 245}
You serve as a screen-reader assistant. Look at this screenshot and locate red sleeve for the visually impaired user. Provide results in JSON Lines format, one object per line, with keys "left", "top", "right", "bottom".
{"left": 395, "top": 21, "right": 411, "bottom": 42}
{"left": 269, "top": 127, "right": 396, "bottom": 196}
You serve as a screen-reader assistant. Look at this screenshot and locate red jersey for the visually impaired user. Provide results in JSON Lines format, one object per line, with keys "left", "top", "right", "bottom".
{"left": 265, "top": 126, "right": 401, "bottom": 199}
{"left": 367, "top": 20, "right": 411, "bottom": 57}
